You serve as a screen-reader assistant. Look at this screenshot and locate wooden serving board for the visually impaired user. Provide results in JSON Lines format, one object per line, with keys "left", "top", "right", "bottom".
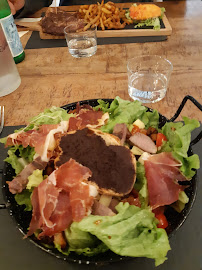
{"left": 16, "top": 5, "right": 172, "bottom": 40}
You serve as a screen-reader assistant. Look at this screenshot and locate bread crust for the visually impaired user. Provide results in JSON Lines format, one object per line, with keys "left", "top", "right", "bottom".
{"left": 55, "top": 127, "right": 136, "bottom": 197}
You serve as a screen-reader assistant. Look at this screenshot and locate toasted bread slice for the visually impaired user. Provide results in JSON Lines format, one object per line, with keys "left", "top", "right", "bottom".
{"left": 55, "top": 127, "right": 136, "bottom": 197}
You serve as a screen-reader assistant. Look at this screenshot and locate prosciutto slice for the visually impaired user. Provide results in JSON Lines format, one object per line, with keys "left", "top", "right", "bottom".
{"left": 27, "top": 159, "right": 94, "bottom": 237}
{"left": 26, "top": 188, "right": 42, "bottom": 237}
{"left": 69, "top": 183, "right": 94, "bottom": 221}
{"left": 68, "top": 109, "right": 108, "bottom": 131}
{"left": 6, "top": 122, "right": 68, "bottom": 161}
{"left": 55, "top": 158, "right": 92, "bottom": 189}
{"left": 27, "top": 179, "right": 59, "bottom": 237}
{"left": 144, "top": 152, "right": 187, "bottom": 209}
{"left": 147, "top": 152, "right": 182, "bottom": 166}
{"left": 6, "top": 124, "right": 58, "bottom": 149}
{"left": 55, "top": 159, "right": 93, "bottom": 221}
{"left": 39, "top": 191, "right": 72, "bottom": 238}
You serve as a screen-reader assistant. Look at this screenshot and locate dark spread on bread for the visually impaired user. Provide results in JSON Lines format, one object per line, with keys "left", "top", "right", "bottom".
{"left": 40, "top": 9, "right": 85, "bottom": 36}
{"left": 55, "top": 128, "right": 136, "bottom": 195}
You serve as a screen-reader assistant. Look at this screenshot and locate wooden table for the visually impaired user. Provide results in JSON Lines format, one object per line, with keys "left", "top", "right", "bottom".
{"left": 1, "top": 1, "right": 202, "bottom": 126}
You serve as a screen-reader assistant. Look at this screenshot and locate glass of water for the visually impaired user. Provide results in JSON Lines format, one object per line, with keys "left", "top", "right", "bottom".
{"left": 64, "top": 25, "right": 97, "bottom": 58}
{"left": 127, "top": 55, "right": 173, "bottom": 103}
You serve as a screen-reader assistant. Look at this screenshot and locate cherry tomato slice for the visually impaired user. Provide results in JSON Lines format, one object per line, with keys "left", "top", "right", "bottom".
{"left": 122, "top": 196, "right": 141, "bottom": 207}
{"left": 155, "top": 213, "right": 168, "bottom": 229}
{"left": 156, "top": 133, "right": 168, "bottom": 147}
{"left": 131, "top": 125, "right": 140, "bottom": 135}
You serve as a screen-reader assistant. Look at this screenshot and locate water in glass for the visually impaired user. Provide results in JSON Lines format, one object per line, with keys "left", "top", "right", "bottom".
{"left": 68, "top": 37, "right": 97, "bottom": 58}
{"left": 128, "top": 72, "right": 167, "bottom": 103}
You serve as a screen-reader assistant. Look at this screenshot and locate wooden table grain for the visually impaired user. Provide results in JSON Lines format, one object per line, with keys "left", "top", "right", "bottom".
{"left": 1, "top": 1, "right": 202, "bottom": 126}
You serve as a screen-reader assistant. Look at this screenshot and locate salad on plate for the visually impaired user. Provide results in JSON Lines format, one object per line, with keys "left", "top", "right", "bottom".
{"left": 0, "top": 97, "right": 200, "bottom": 266}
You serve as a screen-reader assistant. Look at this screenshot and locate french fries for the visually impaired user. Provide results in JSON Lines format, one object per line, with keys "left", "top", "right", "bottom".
{"left": 79, "top": 0, "right": 132, "bottom": 31}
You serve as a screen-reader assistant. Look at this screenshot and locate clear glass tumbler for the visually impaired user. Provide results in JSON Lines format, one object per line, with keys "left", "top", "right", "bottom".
{"left": 0, "top": 24, "right": 21, "bottom": 97}
{"left": 127, "top": 55, "right": 173, "bottom": 103}
{"left": 64, "top": 25, "right": 97, "bottom": 58}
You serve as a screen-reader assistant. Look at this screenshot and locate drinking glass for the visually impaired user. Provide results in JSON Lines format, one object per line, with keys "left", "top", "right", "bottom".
{"left": 127, "top": 55, "right": 173, "bottom": 103}
{"left": 0, "top": 24, "right": 21, "bottom": 97}
{"left": 64, "top": 25, "right": 97, "bottom": 58}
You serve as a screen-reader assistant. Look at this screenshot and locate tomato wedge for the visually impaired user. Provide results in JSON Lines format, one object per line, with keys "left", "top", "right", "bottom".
{"left": 122, "top": 189, "right": 141, "bottom": 207}
{"left": 156, "top": 133, "right": 168, "bottom": 147}
{"left": 155, "top": 213, "right": 168, "bottom": 229}
{"left": 131, "top": 125, "right": 140, "bottom": 135}
{"left": 122, "top": 196, "right": 141, "bottom": 207}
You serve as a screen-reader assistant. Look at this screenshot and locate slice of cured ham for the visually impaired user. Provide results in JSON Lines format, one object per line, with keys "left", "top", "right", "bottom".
{"left": 144, "top": 152, "right": 187, "bottom": 209}
{"left": 55, "top": 159, "right": 94, "bottom": 222}
{"left": 6, "top": 122, "right": 69, "bottom": 161}
{"left": 68, "top": 109, "right": 108, "bottom": 131}
{"left": 147, "top": 152, "right": 182, "bottom": 166}
{"left": 26, "top": 188, "right": 42, "bottom": 237}
{"left": 69, "top": 182, "right": 94, "bottom": 222}
{"left": 39, "top": 190, "right": 72, "bottom": 238}
{"left": 55, "top": 158, "right": 92, "bottom": 190}
{"left": 27, "top": 178, "right": 59, "bottom": 237}
{"left": 27, "top": 159, "right": 94, "bottom": 237}
{"left": 6, "top": 124, "right": 58, "bottom": 148}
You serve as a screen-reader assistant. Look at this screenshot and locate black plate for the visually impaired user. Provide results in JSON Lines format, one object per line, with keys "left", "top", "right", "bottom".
{"left": 1, "top": 98, "right": 198, "bottom": 265}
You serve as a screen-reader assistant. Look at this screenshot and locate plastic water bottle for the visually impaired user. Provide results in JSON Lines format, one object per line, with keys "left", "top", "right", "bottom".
{"left": 0, "top": 24, "right": 21, "bottom": 97}
{"left": 0, "top": 0, "right": 25, "bottom": 64}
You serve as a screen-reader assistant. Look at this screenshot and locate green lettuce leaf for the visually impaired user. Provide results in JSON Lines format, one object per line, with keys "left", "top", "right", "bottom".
{"left": 96, "top": 97, "right": 159, "bottom": 133}
{"left": 76, "top": 203, "right": 170, "bottom": 266}
{"left": 15, "top": 106, "right": 74, "bottom": 132}
{"left": 134, "top": 17, "right": 161, "bottom": 31}
{"left": 134, "top": 162, "right": 148, "bottom": 208}
{"left": 4, "top": 149, "right": 24, "bottom": 175}
{"left": 68, "top": 242, "right": 108, "bottom": 257}
{"left": 65, "top": 222, "right": 99, "bottom": 249}
{"left": 63, "top": 222, "right": 108, "bottom": 256}
{"left": 26, "top": 169, "right": 43, "bottom": 190}
{"left": 15, "top": 189, "right": 33, "bottom": 211}
{"left": 171, "top": 191, "right": 189, "bottom": 213}
{"left": 96, "top": 97, "right": 146, "bottom": 133}
{"left": 55, "top": 242, "right": 108, "bottom": 257}
{"left": 0, "top": 137, "right": 7, "bottom": 144}
{"left": 14, "top": 169, "right": 44, "bottom": 211}
{"left": 141, "top": 109, "right": 159, "bottom": 129}
{"left": 53, "top": 222, "right": 108, "bottom": 257}
{"left": 18, "top": 145, "right": 36, "bottom": 163}
{"left": 4, "top": 145, "right": 35, "bottom": 174}
{"left": 160, "top": 117, "right": 200, "bottom": 178}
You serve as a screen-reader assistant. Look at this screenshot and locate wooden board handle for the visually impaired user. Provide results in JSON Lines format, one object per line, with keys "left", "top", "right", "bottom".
{"left": 16, "top": 21, "right": 41, "bottom": 32}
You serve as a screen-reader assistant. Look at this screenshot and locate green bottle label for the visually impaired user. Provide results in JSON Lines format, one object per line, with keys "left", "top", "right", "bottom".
{"left": 0, "top": 14, "right": 23, "bottom": 57}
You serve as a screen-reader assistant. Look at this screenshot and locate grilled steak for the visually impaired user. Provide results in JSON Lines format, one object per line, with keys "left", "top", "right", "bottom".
{"left": 40, "top": 8, "right": 85, "bottom": 36}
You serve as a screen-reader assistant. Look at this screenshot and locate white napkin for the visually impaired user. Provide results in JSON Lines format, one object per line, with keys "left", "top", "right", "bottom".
{"left": 18, "top": 31, "right": 29, "bottom": 38}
